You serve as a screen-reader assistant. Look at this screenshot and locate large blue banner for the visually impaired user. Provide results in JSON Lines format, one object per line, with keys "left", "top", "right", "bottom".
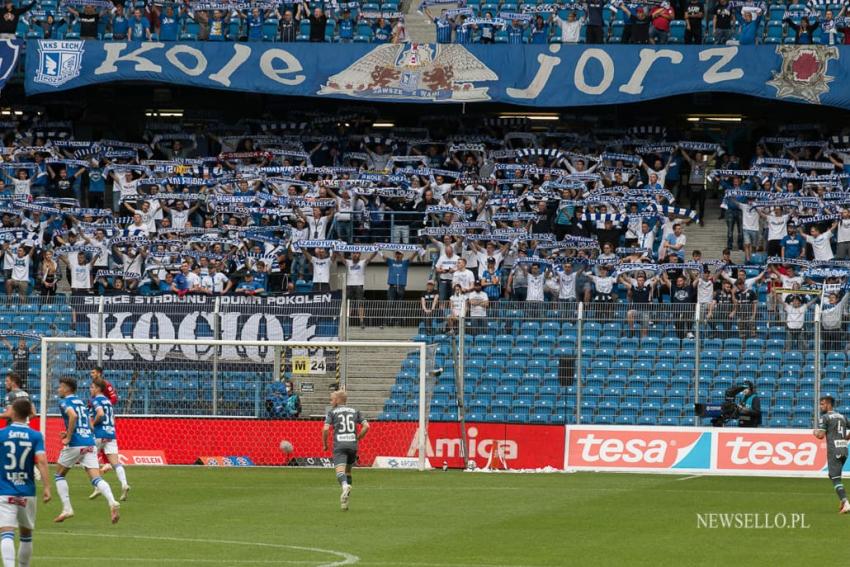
{"left": 22, "top": 40, "right": 850, "bottom": 108}
{"left": 0, "top": 39, "right": 21, "bottom": 94}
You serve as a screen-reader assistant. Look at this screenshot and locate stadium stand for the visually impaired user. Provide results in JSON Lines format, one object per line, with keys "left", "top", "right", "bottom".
{"left": 0, "top": 104, "right": 847, "bottom": 428}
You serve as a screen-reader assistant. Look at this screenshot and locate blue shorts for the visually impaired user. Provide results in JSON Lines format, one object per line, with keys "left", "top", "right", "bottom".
{"left": 743, "top": 230, "right": 759, "bottom": 245}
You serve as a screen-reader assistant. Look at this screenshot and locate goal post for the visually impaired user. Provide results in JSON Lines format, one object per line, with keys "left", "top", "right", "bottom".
{"left": 40, "top": 337, "right": 436, "bottom": 470}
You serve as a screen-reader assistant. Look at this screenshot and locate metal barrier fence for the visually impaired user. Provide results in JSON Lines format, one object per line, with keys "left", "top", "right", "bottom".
{"left": 12, "top": 292, "right": 838, "bottom": 426}
{"left": 348, "top": 299, "right": 834, "bottom": 428}
{"left": 33, "top": 293, "right": 343, "bottom": 417}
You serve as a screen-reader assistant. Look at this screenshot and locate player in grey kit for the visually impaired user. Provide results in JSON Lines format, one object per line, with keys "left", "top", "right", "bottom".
{"left": 322, "top": 390, "right": 369, "bottom": 511}
{"left": 814, "top": 395, "right": 850, "bottom": 514}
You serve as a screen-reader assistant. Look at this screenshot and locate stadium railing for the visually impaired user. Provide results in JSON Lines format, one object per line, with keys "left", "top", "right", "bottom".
{"left": 17, "top": 293, "right": 833, "bottom": 428}
{"left": 348, "top": 298, "right": 829, "bottom": 428}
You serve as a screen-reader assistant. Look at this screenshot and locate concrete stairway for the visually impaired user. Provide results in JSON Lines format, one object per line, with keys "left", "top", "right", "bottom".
{"left": 683, "top": 198, "right": 746, "bottom": 262}
{"left": 299, "top": 324, "right": 420, "bottom": 419}
{"left": 404, "top": 0, "right": 449, "bottom": 43}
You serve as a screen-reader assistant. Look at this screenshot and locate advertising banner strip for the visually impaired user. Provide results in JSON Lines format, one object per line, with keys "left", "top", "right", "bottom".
{"left": 24, "top": 41, "right": 850, "bottom": 110}
{"left": 565, "top": 425, "right": 844, "bottom": 478}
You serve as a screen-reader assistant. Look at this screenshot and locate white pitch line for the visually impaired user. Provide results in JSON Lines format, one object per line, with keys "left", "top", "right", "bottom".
{"left": 676, "top": 475, "right": 704, "bottom": 482}
{"left": 43, "top": 532, "right": 360, "bottom": 567}
{"left": 38, "top": 557, "right": 321, "bottom": 565}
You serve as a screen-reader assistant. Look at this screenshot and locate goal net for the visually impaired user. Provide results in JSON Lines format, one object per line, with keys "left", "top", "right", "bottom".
{"left": 39, "top": 337, "right": 437, "bottom": 470}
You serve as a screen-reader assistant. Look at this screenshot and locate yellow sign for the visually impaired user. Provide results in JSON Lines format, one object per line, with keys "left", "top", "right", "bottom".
{"left": 292, "top": 356, "right": 310, "bottom": 375}
{"left": 292, "top": 355, "right": 327, "bottom": 375}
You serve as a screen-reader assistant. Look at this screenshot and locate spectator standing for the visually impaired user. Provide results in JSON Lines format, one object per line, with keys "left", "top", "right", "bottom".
{"left": 480, "top": 258, "right": 502, "bottom": 301}
{"left": 279, "top": 10, "right": 298, "bottom": 41}
{"left": 508, "top": 19, "right": 525, "bottom": 43}
{"left": 584, "top": 0, "right": 605, "bottom": 43}
{"left": 620, "top": 272, "right": 656, "bottom": 338}
{"left": 111, "top": 4, "right": 129, "bottom": 39}
{"left": 731, "top": 280, "right": 757, "bottom": 339}
{"left": 335, "top": 250, "right": 377, "bottom": 329}
{"left": 0, "top": 0, "right": 34, "bottom": 38}
{"left": 466, "top": 281, "right": 489, "bottom": 336}
{"left": 735, "top": 9, "right": 761, "bottom": 45}
{"left": 781, "top": 224, "right": 804, "bottom": 260}
{"left": 435, "top": 245, "right": 459, "bottom": 300}
{"left": 661, "top": 271, "right": 696, "bottom": 339}
{"left": 303, "top": 247, "right": 331, "bottom": 292}
{"left": 804, "top": 222, "right": 838, "bottom": 262}
{"left": 785, "top": 15, "right": 819, "bottom": 44}
{"left": 649, "top": 1, "right": 673, "bottom": 43}
{"left": 420, "top": 280, "right": 438, "bottom": 335}
{"left": 0, "top": 339, "right": 36, "bottom": 390}
{"left": 783, "top": 294, "right": 814, "bottom": 350}
{"left": 712, "top": 0, "right": 733, "bottom": 43}
{"left": 302, "top": 4, "right": 327, "bottom": 42}
{"left": 424, "top": 8, "right": 453, "bottom": 43}
{"left": 451, "top": 258, "right": 475, "bottom": 295}
{"left": 836, "top": 210, "right": 850, "bottom": 259}
{"left": 684, "top": 0, "right": 703, "bottom": 43}
{"left": 446, "top": 284, "right": 466, "bottom": 335}
{"left": 129, "top": 8, "right": 152, "bottom": 40}
{"left": 760, "top": 206, "right": 789, "bottom": 257}
{"left": 553, "top": 11, "right": 582, "bottom": 43}
{"left": 67, "top": 4, "right": 102, "bottom": 39}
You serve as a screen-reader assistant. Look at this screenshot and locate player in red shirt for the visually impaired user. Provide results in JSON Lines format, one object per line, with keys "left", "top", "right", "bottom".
{"left": 92, "top": 367, "right": 118, "bottom": 405}
{"left": 89, "top": 367, "right": 120, "bottom": 499}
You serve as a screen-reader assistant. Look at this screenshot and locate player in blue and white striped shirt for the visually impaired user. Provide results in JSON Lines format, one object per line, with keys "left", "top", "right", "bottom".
{"left": 0, "top": 399, "right": 50, "bottom": 567}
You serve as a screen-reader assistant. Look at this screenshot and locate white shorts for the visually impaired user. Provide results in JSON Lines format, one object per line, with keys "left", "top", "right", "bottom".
{"left": 58, "top": 446, "right": 99, "bottom": 469}
{"left": 96, "top": 439, "right": 119, "bottom": 456}
{"left": 0, "top": 497, "right": 35, "bottom": 530}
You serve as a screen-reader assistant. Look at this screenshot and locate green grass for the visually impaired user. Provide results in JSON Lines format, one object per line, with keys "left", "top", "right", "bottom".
{"left": 32, "top": 467, "right": 840, "bottom": 566}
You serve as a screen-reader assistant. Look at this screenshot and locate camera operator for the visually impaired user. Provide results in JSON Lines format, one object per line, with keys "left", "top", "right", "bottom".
{"left": 734, "top": 380, "right": 761, "bottom": 428}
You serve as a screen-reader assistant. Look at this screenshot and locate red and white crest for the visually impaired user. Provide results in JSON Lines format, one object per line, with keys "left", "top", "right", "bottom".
{"left": 767, "top": 45, "right": 839, "bottom": 104}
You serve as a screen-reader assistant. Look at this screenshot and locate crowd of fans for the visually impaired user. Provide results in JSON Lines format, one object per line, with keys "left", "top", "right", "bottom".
{"left": 426, "top": 0, "right": 850, "bottom": 45}
{"left": 0, "top": 111, "right": 848, "bottom": 335}
{"left": 4, "top": 0, "right": 847, "bottom": 44}
{"left": 7, "top": 0, "right": 408, "bottom": 42}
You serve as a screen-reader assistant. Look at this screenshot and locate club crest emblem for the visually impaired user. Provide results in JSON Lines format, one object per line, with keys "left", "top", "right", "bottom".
{"left": 767, "top": 45, "right": 838, "bottom": 104}
{"left": 318, "top": 43, "right": 497, "bottom": 102}
{"left": 34, "top": 40, "right": 85, "bottom": 87}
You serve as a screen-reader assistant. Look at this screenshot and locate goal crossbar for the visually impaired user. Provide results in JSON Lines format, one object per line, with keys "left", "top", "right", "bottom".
{"left": 40, "top": 337, "right": 430, "bottom": 470}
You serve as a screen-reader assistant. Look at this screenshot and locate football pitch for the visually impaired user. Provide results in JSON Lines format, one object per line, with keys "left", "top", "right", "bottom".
{"left": 35, "top": 467, "right": 837, "bottom": 566}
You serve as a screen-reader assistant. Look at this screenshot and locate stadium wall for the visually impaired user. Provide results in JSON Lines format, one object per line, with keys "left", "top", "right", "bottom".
{"left": 40, "top": 418, "right": 850, "bottom": 477}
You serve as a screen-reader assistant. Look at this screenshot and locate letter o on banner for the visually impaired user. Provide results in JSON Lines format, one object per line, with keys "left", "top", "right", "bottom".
{"left": 165, "top": 45, "right": 208, "bottom": 76}
{"left": 574, "top": 48, "right": 614, "bottom": 95}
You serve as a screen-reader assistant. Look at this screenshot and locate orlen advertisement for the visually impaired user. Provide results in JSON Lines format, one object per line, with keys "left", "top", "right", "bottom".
{"left": 566, "top": 426, "right": 849, "bottom": 477}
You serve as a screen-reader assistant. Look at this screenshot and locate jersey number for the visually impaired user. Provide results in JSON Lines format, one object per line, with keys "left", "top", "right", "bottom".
{"left": 3, "top": 441, "right": 31, "bottom": 471}
{"left": 337, "top": 415, "right": 356, "bottom": 434}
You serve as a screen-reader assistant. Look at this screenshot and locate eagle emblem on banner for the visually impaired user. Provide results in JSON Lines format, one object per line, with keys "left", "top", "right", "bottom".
{"left": 767, "top": 45, "right": 839, "bottom": 104}
{"left": 318, "top": 43, "right": 498, "bottom": 102}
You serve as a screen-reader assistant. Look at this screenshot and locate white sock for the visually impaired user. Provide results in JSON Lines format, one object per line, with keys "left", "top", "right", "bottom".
{"left": 93, "top": 477, "right": 118, "bottom": 507}
{"left": 55, "top": 475, "right": 72, "bottom": 512}
{"left": 18, "top": 536, "right": 31, "bottom": 567}
{"left": 1, "top": 532, "right": 14, "bottom": 567}
{"left": 114, "top": 464, "right": 128, "bottom": 489}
